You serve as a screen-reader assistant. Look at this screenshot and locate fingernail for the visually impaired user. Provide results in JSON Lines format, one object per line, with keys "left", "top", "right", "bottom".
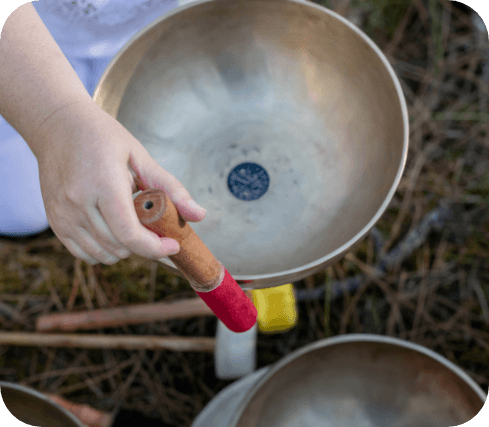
{"left": 187, "top": 200, "right": 207, "bottom": 213}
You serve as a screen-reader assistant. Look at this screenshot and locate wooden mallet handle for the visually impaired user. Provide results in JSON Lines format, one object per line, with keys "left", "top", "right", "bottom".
{"left": 134, "top": 189, "right": 257, "bottom": 332}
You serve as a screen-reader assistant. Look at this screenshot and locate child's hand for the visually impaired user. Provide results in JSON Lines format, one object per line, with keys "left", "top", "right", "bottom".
{"left": 33, "top": 101, "right": 206, "bottom": 265}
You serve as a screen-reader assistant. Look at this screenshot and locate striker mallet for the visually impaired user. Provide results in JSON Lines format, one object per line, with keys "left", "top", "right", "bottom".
{"left": 134, "top": 189, "right": 257, "bottom": 333}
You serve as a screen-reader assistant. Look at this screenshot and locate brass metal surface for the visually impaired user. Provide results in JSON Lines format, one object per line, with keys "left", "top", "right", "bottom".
{"left": 230, "top": 334, "right": 486, "bottom": 427}
{"left": 94, "top": 0, "right": 409, "bottom": 289}
{"left": 0, "top": 382, "right": 85, "bottom": 427}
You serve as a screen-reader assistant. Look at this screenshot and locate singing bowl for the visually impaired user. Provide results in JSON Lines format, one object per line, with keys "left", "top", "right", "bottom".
{"left": 94, "top": 0, "right": 409, "bottom": 288}
{"left": 230, "top": 334, "right": 487, "bottom": 427}
{"left": 0, "top": 382, "right": 84, "bottom": 427}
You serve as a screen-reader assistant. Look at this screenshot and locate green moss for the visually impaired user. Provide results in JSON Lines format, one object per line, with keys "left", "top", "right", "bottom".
{"left": 92, "top": 257, "right": 189, "bottom": 303}
{"left": 424, "top": 193, "right": 439, "bottom": 211}
{"left": 443, "top": 247, "right": 460, "bottom": 264}
{"left": 458, "top": 346, "right": 489, "bottom": 365}
{"left": 19, "top": 259, "right": 42, "bottom": 269}
{"left": 0, "top": 267, "right": 22, "bottom": 293}
{"left": 375, "top": 211, "right": 396, "bottom": 239}
{"left": 120, "top": 277, "right": 148, "bottom": 302}
{"left": 465, "top": 235, "right": 489, "bottom": 260}
{"left": 443, "top": 146, "right": 464, "bottom": 162}
{"left": 316, "top": 0, "right": 332, "bottom": 8}
{"left": 464, "top": 171, "right": 489, "bottom": 203}
{"left": 368, "top": 295, "right": 382, "bottom": 331}
{"left": 346, "top": 260, "right": 362, "bottom": 276}
{"left": 354, "top": 239, "right": 370, "bottom": 264}
{"left": 428, "top": 0, "right": 444, "bottom": 75}
{"left": 358, "top": 0, "right": 412, "bottom": 39}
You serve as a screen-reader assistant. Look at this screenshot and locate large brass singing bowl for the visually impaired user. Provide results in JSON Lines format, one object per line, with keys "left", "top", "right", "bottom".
{"left": 230, "top": 334, "right": 487, "bottom": 427}
{"left": 94, "top": 0, "right": 409, "bottom": 289}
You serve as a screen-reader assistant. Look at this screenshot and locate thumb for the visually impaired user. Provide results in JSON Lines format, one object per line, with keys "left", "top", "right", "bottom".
{"left": 129, "top": 151, "right": 207, "bottom": 223}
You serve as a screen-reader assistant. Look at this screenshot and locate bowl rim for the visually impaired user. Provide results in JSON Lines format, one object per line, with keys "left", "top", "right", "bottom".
{"left": 0, "top": 381, "right": 86, "bottom": 427}
{"left": 94, "top": 0, "right": 410, "bottom": 283}
{"left": 230, "top": 333, "right": 487, "bottom": 427}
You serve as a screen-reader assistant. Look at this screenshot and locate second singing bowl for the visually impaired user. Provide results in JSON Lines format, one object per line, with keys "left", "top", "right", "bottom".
{"left": 230, "top": 335, "right": 486, "bottom": 427}
{"left": 94, "top": 0, "right": 409, "bottom": 289}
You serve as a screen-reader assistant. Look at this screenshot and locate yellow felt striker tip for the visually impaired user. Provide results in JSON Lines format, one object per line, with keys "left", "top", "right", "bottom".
{"left": 251, "top": 284, "right": 297, "bottom": 333}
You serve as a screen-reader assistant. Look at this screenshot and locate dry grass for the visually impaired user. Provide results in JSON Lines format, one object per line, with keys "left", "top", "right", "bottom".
{"left": 0, "top": 0, "right": 488, "bottom": 425}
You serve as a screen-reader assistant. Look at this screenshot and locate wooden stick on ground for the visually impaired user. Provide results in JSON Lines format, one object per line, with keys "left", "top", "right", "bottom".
{"left": 36, "top": 297, "right": 213, "bottom": 332}
{"left": 0, "top": 332, "right": 215, "bottom": 352}
{"left": 45, "top": 394, "right": 114, "bottom": 427}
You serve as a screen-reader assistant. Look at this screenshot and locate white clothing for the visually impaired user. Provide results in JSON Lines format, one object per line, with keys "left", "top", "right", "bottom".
{"left": 1, "top": 0, "right": 189, "bottom": 236}
{"left": 32, "top": 0, "right": 179, "bottom": 58}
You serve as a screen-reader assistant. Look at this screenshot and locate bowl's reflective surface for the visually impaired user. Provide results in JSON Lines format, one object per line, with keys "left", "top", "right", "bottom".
{"left": 230, "top": 335, "right": 486, "bottom": 427}
{"left": 0, "top": 382, "right": 84, "bottom": 427}
{"left": 94, "top": 0, "right": 408, "bottom": 288}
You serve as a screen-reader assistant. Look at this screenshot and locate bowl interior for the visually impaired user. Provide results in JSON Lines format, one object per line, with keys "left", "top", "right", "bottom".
{"left": 0, "top": 383, "right": 84, "bottom": 427}
{"left": 232, "top": 338, "right": 485, "bottom": 427}
{"left": 95, "top": 0, "right": 407, "bottom": 279}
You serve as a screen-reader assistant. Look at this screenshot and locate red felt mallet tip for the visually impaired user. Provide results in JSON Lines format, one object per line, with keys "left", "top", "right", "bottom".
{"left": 196, "top": 268, "right": 257, "bottom": 332}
